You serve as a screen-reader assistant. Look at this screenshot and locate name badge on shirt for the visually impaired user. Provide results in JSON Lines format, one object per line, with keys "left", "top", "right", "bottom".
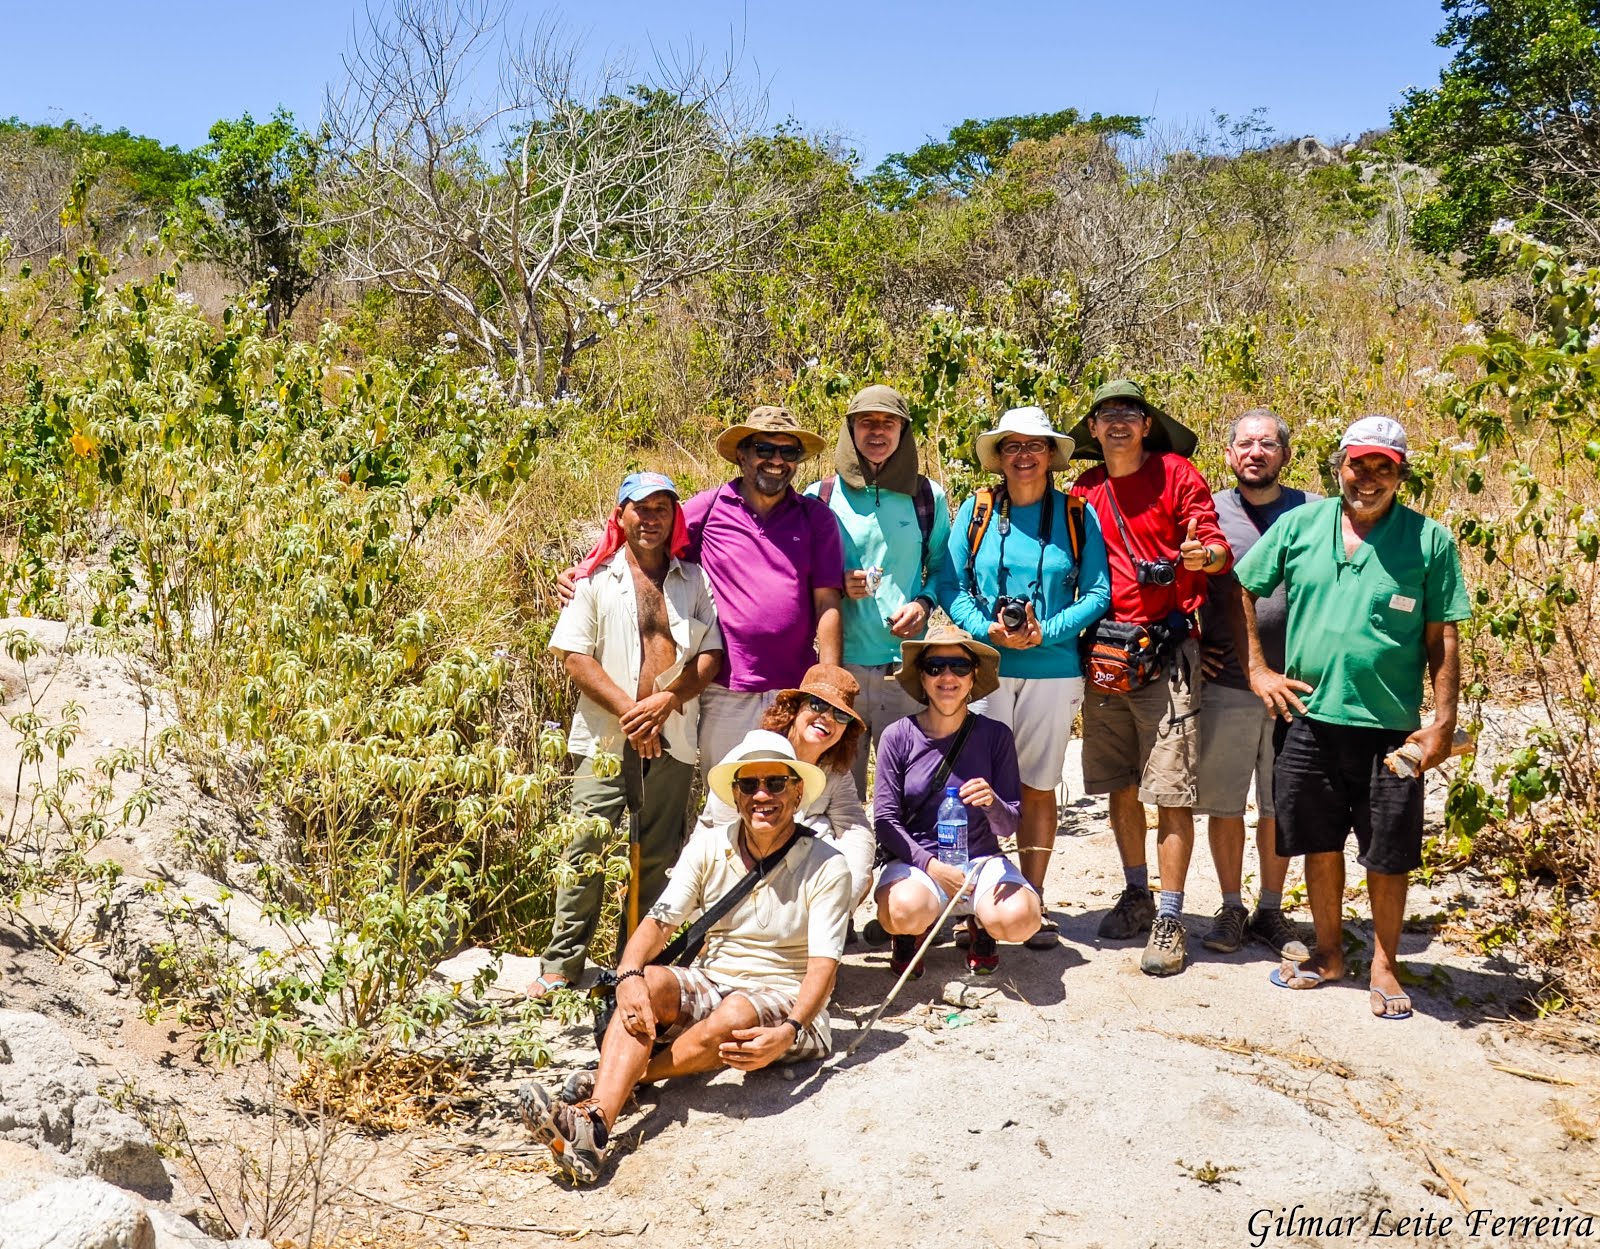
{"left": 1389, "top": 593, "right": 1417, "bottom": 613}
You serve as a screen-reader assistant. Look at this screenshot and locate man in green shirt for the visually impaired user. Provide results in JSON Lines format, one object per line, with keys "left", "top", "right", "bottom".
{"left": 807, "top": 385, "right": 951, "bottom": 799}
{"left": 1235, "top": 416, "right": 1471, "bottom": 1020}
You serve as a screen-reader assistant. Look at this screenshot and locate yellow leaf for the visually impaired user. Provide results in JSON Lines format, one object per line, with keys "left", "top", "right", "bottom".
{"left": 69, "top": 433, "right": 95, "bottom": 457}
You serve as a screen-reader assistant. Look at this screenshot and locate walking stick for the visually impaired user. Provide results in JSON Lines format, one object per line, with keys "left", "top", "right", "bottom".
{"left": 840, "top": 860, "right": 979, "bottom": 1060}
{"left": 619, "top": 743, "right": 645, "bottom": 949}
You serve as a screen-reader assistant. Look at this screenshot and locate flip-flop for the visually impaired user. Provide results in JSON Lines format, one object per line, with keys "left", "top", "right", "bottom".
{"left": 526, "top": 972, "right": 571, "bottom": 1000}
{"left": 1270, "top": 964, "right": 1328, "bottom": 989}
{"left": 1023, "top": 914, "right": 1061, "bottom": 951}
{"left": 1370, "top": 988, "right": 1414, "bottom": 1020}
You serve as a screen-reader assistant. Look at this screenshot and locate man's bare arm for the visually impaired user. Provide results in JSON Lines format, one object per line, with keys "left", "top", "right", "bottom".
{"left": 719, "top": 956, "right": 839, "bottom": 1072}
{"left": 1242, "top": 589, "right": 1313, "bottom": 720}
{"left": 561, "top": 651, "right": 634, "bottom": 721}
{"left": 813, "top": 587, "right": 843, "bottom": 666}
{"left": 1405, "top": 621, "right": 1460, "bottom": 770}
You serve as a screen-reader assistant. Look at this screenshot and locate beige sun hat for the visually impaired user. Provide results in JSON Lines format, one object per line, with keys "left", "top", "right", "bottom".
{"left": 714, "top": 405, "right": 827, "bottom": 465}
{"left": 896, "top": 624, "right": 1003, "bottom": 704}
{"left": 706, "top": 729, "right": 828, "bottom": 808}
{"left": 974, "top": 406, "right": 1075, "bottom": 472}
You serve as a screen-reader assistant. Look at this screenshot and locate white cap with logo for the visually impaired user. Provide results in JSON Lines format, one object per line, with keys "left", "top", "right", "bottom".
{"left": 1339, "top": 415, "right": 1408, "bottom": 463}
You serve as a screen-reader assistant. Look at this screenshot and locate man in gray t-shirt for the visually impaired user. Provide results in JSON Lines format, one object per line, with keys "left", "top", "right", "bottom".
{"left": 1194, "top": 409, "right": 1320, "bottom": 960}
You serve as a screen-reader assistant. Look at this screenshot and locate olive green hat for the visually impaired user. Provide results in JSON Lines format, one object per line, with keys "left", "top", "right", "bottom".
{"left": 1064, "top": 378, "right": 1198, "bottom": 461}
{"left": 845, "top": 384, "right": 911, "bottom": 422}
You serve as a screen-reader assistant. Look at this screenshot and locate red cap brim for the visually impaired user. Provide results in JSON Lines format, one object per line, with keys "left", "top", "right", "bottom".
{"left": 1343, "top": 445, "right": 1403, "bottom": 463}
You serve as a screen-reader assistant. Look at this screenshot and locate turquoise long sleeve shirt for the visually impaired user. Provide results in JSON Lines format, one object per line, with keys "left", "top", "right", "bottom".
{"left": 943, "top": 488, "right": 1112, "bottom": 679}
{"left": 806, "top": 476, "right": 953, "bottom": 666}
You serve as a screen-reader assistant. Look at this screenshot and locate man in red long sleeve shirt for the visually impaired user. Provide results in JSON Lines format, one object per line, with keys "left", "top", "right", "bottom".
{"left": 1067, "top": 379, "right": 1231, "bottom": 976}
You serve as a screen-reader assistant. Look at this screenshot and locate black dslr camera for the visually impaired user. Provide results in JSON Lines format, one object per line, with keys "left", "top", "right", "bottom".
{"left": 995, "top": 595, "right": 1030, "bottom": 630}
{"left": 1134, "top": 558, "right": 1178, "bottom": 587}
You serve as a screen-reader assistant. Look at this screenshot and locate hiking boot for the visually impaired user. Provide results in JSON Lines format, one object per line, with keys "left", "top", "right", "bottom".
{"left": 890, "top": 932, "right": 927, "bottom": 979}
{"left": 1098, "top": 886, "right": 1156, "bottom": 940}
{"left": 965, "top": 919, "right": 999, "bottom": 975}
{"left": 1249, "top": 908, "right": 1311, "bottom": 963}
{"left": 518, "top": 1083, "right": 610, "bottom": 1183}
{"left": 1201, "top": 903, "right": 1250, "bottom": 953}
{"left": 1140, "top": 916, "right": 1188, "bottom": 977}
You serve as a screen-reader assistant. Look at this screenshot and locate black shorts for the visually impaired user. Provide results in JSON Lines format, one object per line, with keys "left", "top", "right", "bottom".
{"left": 1271, "top": 716, "right": 1425, "bottom": 875}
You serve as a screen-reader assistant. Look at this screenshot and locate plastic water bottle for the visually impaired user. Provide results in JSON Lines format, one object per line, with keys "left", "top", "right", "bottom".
{"left": 936, "top": 786, "right": 968, "bottom": 869}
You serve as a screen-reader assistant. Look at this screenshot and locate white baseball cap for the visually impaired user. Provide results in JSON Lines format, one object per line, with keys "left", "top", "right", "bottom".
{"left": 1339, "top": 415, "right": 1408, "bottom": 463}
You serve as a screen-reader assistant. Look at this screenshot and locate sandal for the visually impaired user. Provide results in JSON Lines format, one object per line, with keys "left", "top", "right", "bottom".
{"left": 1023, "top": 913, "right": 1060, "bottom": 950}
{"left": 526, "top": 972, "right": 571, "bottom": 1000}
{"left": 965, "top": 919, "right": 999, "bottom": 975}
{"left": 890, "top": 931, "right": 928, "bottom": 979}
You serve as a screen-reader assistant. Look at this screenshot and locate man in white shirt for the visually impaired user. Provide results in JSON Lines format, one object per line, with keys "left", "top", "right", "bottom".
{"left": 519, "top": 731, "right": 852, "bottom": 1184}
{"left": 533, "top": 472, "right": 724, "bottom": 997}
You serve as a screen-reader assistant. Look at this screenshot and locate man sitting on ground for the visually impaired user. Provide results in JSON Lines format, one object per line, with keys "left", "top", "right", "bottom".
{"left": 519, "top": 730, "right": 853, "bottom": 1184}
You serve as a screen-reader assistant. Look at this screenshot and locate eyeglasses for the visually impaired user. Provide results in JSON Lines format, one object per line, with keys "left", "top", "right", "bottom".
{"left": 1232, "top": 439, "right": 1283, "bottom": 452}
{"left": 917, "top": 656, "right": 976, "bottom": 677}
{"left": 806, "top": 695, "right": 853, "bottom": 726}
{"left": 998, "top": 439, "right": 1050, "bottom": 457}
{"left": 1092, "top": 409, "right": 1145, "bottom": 425}
{"left": 749, "top": 441, "right": 804, "bottom": 463}
{"left": 733, "top": 773, "right": 796, "bottom": 796}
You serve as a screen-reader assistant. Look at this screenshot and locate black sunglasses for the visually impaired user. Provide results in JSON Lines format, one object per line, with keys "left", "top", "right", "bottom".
{"left": 917, "top": 656, "right": 976, "bottom": 677}
{"left": 806, "top": 695, "right": 853, "bottom": 726}
{"left": 733, "top": 773, "right": 797, "bottom": 796}
{"left": 749, "top": 440, "right": 804, "bottom": 463}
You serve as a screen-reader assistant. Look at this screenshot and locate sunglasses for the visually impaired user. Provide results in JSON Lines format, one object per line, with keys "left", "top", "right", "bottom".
{"left": 806, "top": 695, "right": 853, "bottom": 726}
{"left": 749, "top": 440, "right": 804, "bottom": 463}
{"left": 733, "top": 773, "right": 797, "bottom": 796}
{"left": 917, "top": 656, "right": 976, "bottom": 677}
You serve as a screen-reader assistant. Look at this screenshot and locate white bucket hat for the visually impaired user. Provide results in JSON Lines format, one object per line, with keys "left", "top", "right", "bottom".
{"left": 974, "top": 406, "right": 1075, "bottom": 472}
{"left": 706, "top": 729, "right": 827, "bottom": 808}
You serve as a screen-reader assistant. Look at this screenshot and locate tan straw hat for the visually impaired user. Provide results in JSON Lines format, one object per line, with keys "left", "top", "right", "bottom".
{"left": 896, "top": 624, "right": 1002, "bottom": 703}
{"left": 775, "top": 663, "right": 865, "bottom": 726}
{"left": 974, "top": 407, "right": 1075, "bottom": 472}
{"left": 714, "top": 405, "right": 827, "bottom": 465}
{"left": 706, "top": 729, "right": 828, "bottom": 808}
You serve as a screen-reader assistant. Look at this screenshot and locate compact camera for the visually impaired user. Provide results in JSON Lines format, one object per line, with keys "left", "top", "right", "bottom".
{"left": 995, "top": 595, "right": 1031, "bottom": 630}
{"left": 1134, "top": 558, "right": 1177, "bottom": 587}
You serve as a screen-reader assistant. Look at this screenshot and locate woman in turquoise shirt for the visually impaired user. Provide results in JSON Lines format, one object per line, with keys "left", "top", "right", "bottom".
{"left": 943, "top": 406, "right": 1111, "bottom": 947}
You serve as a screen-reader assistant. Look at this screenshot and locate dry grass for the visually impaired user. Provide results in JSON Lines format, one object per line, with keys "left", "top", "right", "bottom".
{"left": 289, "top": 1052, "right": 474, "bottom": 1132}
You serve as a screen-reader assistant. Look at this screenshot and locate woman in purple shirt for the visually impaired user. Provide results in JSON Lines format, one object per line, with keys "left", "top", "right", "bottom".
{"left": 873, "top": 626, "right": 1043, "bottom": 977}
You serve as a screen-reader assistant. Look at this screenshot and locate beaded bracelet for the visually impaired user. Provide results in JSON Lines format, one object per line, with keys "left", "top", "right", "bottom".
{"left": 616, "top": 968, "right": 646, "bottom": 985}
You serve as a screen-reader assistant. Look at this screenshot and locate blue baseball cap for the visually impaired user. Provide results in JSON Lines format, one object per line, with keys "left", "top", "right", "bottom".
{"left": 617, "top": 471, "right": 679, "bottom": 504}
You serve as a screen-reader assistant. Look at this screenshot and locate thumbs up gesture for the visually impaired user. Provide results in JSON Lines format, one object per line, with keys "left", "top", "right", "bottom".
{"left": 1179, "top": 517, "right": 1213, "bottom": 571}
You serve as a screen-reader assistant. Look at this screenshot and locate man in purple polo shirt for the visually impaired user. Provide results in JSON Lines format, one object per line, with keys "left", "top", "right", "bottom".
{"left": 685, "top": 406, "right": 845, "bottom": 776}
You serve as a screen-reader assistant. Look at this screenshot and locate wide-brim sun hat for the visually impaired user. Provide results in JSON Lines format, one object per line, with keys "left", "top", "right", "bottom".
{"left": 774, "top": 663, "right": 865, "bottom": 727}
{"left": 714, "top": 405, "right": 828, "bottom": 465}
{"left": 1064, "top": 378, "right": 1199, "bottom": 461}
{"left": 706, "top": 729, "right": 828, "bottom": 808}
{"left": 896, "top": 624, "right": 1002, "bottom": 704}
{"left": 974, "top": 406, "right": 1074, "bottom": 472}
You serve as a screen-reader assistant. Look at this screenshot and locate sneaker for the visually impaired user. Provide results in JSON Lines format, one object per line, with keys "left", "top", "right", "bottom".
{"left": 1249, "top": 908, "right": 1311, "bottom": 963}
{"left": 890, "top": 932, "right": 927, "bottom": 979}
{"left": 1098, "top": 886, "right": 1156, "bottom": 940}
{"left": 518, "top": 1083, "right": 610, "bottom": 1183}
{"left": 1140, "top": 915, "right": 1188, "bottom": 977}
{"left": 1201, "top": 903, "right": 1250, "bottom": 953}
{"left": 965, "top": 920, "right": 999, "bottom": 975}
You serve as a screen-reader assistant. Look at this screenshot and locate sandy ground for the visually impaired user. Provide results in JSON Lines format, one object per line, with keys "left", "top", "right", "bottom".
{"left": 2, "top": 623, "right": 1597, "bottom": 1248}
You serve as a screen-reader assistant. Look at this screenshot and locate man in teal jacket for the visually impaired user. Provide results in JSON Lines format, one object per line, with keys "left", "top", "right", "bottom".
{"left": 807, "top": 385, "right": 951, "bottom": 800}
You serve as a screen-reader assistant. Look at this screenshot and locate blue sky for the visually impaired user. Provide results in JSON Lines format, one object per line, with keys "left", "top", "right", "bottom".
{"left": 2, "top": 1, "right": 1453, "bottom": 166}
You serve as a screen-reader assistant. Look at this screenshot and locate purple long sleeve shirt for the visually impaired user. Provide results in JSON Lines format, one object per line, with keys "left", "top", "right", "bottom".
{"left": 873, "top": 713, "right": 1022, "bottom": 872}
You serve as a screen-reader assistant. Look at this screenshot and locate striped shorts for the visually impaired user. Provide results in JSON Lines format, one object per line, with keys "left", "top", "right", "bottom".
{"left": 661, "top": 966, "right": 830, "bottom": 1060}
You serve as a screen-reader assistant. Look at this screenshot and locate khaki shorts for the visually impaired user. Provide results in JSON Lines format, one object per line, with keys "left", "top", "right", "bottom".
{"left": 1194, "top": 682, "right": 1277, "bottom": 819}
{"left": 660, "top": 967, "right": 830, "bottom": 1060}
{"left": 1080, "top": 638, "right": 1202, "bottom": 808}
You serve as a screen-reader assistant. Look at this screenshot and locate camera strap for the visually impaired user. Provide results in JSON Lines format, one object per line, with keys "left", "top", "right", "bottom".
{"left": 995, "top": 482, "right": 1053, "bottom": 604}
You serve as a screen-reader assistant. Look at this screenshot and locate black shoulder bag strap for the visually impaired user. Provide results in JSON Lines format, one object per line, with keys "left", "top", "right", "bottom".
{"left": 910, "top": 712, "right": 976, "bottom": 830}
{"left": 657, "top": 824, "right": 816, "bottom": 966}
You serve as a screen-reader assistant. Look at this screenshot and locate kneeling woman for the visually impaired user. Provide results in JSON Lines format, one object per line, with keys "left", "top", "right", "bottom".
{"left": 873, "top": 625, "right": 1042, "bottom": 975}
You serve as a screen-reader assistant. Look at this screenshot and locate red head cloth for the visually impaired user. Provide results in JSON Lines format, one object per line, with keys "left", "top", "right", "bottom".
{"left": 573, "top": 501, "right": 691, "bottom": 580}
